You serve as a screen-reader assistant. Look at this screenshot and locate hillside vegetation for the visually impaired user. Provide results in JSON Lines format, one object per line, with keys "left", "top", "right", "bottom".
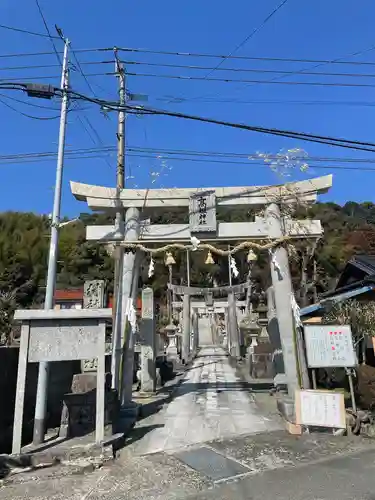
{"left": 0, "top": 201, "right": 374, "bottom": 324}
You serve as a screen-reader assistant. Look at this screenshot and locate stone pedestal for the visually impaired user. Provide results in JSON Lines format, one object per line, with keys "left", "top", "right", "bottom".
{"left": 166, "top": 334, "right": 178, "bottom": 359}
{"left": 59, "top": 372, "right": 118, "bottom": 439}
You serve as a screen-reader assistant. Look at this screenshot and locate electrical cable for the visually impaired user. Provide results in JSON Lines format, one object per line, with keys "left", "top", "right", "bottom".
{"left": 222, "top": 40, "right": 375, "bottom": 103}
{"left": 60, "top": 88, "right": 375, "bottom": 152}
{"left": 3, "top": 151, "right": 375, "bottom": 173}
{"left": 4, "top": 143, "right": 375, "bottom": 165}
{"left": 126, "top": 146, "right": 375, "bottom": 163}
{"left": 116, "top": 46, "right": 375, "bottom": 67}
{"left": 3, "top": 82, "right": 375, "bottom": 154}
{"left": 0, "top": 72, "right": 110, "bottom": 82}
{"left": 0, "top": 23, "right": 60, "bottom": 39}
{"left": 124, "top": 71, "right": 375, "bottom": 88}
{"left": 154, "top": 95, "right": 375, "bottom": 107}
{"left": 122, "top": 60, "right": 375, "bottom": 79}
{"left": 200, "top": 0, "right": 290, "bottom": 79}
{"left": 125, "top": 152, "right": 375, "bottom": 172}
{"left": 34, "top": 0, "right": 62, "bottom": 66}
{"left": 0, "top": 96, "right": 59, "bottom": 119}
{"left": 0, "top": 92, "right": 61, "bottom": 110}
{"left": 69, "top": 46, "right": 114, "bottom": 171}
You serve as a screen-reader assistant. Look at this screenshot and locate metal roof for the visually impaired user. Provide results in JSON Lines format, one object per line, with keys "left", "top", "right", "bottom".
{"left": 300, "top": 284, "right": 375, "bottom": 317}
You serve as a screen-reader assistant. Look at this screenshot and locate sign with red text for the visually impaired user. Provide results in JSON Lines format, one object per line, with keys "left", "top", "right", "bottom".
{"left": 304, "top": 324, "right": 356, "bottom": 368}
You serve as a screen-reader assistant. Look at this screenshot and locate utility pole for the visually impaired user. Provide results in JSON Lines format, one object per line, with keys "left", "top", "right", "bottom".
{"left": 33, "top": 39, "right": 70, "bottom": 445}
{"left": 111, "top": 50, "right": 126, "bottom": 391}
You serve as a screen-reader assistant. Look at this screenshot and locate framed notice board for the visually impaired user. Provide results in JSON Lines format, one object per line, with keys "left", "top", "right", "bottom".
{"left": 295, "top": 389, "right": 346, "bottom": 428}
{"left": 304, "top": 324, "right": 356, "bottom": 368}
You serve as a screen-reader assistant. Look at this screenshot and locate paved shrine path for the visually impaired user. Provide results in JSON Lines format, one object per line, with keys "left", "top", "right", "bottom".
{"left": 129, "top": 346, "right": 281, "bottom": 455}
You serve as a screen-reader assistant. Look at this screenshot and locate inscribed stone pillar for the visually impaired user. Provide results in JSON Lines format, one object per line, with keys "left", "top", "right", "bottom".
{"left": 82, "top": 280, "right": 106, "bottom": 372}
{"left": 265, "top": 203, "right": 299, "bottom": 397}
{"left": 119, "top": 207, "right": 141, "bottom": 406}
{"left": 228, "top": 291, "right": 240, "bottom": 358}
{"left": 140, "top": 287, "right": 156, "bottom": 393}
{"left": 192, "top": 308, "right": 199, "bottom": 354}
{"left": 182, "top": 294, "right": 191, "bottom": 363}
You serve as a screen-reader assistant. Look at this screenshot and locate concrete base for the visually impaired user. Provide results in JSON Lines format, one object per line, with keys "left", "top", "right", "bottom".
{"left": 277, "top": 397, "right": 295, "bottom": 422}
{"left": 274, "top": 373, "right": 288, "bottom": 392}
{"left": 114, "top": 402, "right": 140, "bottom": 435}
{"left": 32, "top": 418, "right": 45, "bottom": 446}
{"left": 137, "top": 391, "right": 157, "bottom": 398}
{"left": 16, "top": 427, "right": 123, "bottom": 465}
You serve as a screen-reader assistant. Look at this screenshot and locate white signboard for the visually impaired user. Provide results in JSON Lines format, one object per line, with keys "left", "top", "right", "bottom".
{"left": 295, "top": 390, "right": 346, "bottom": 428}
{"left": 304, "top": 324, "right": 356, "bottom": 368}
{"left": 141, "top": 287, "right": 154, "bottom": 320}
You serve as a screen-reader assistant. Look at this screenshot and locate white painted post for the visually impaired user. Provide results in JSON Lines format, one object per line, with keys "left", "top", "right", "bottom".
{"left": 266, "top": 203, "right": 299, "bottom": 397}
{"left": 12, "top": 323, "right": 30, "bottom": 455}
{"left": 95, "top": 319, "right": 106, "bottom": 444}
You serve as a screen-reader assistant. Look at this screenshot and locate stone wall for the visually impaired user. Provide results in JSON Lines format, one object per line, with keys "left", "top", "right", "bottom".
{"left": 0, "top": 346, "right": 80, "bottom": 453}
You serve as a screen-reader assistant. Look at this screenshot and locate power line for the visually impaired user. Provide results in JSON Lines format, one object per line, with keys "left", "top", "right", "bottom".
{"left": 5, "top": 57, "right": 375, "bottom": 80}
{"left": 59, "top": 87, "right": 375, "bottom": 152}
{"left": 225, "top": 40, "right": 375, "bottom": 102}
{"left": 0, "top": 92, "right": 61, "bottom": 110}
{"left": 125, "top": 152, "right": 375, "bottom": 172}
{"left": 4, "top": 83, "right": 375, "bottom": 154}
{"left": 201, "top": 0, "right": 290, "bottom": 79}
{"left": 0, "top": 96, "right": 59, "bottom": 119}
{"left": 2, "top": 149, "right": 375, "bottom": 173}
{"left": 0, "top": 72, "right": 110, "bottom": 81}
{"left": 0, "top": 23, "right": 60, "bottom": 39}
{"left": 125, "top": 71, "right": 375, "bottom": 88}
{"left": 116, "top": 46, "right": 375, "bottom": 66}
{"left": 155, "top": 95, "right": 375, "bottom": 107}
{"left": 69, "top": 46, "right": 114, "bottom": 171}
{"left": 0, "top": 145, "right": 115, "bottom": 160}
{"left": 4, "top": 143, "right": 375, "bottom": 164}
{"left": 123, "top": 60, "right": 375, "bottom": 79}
{"left": 34, "top": 0, "right": 62, "bottom": 66}
{"left": 127, "top": 146, "right": 375, "bottom": 163}
{"left": 0, "top": 49, "right": 99, "bottom": 59}
{"left": 3, "top": 43, "right": 375, "bottom": 67}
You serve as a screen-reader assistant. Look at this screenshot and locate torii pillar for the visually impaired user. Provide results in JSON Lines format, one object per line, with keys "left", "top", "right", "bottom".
{"left": 266, "top": 203, "right": 299, "bottom": 397}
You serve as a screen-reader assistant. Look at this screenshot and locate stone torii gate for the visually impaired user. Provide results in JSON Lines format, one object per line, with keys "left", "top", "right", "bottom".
{"left": 169, "top": 282, "right": 250, "bottom": 361}
{"left": 70, "top": 174, "right": 331, "bottom": 399}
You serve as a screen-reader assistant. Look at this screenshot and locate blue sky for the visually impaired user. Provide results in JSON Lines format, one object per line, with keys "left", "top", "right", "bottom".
{"left": 1, "top": 0, "right": 375, "bottom": 216}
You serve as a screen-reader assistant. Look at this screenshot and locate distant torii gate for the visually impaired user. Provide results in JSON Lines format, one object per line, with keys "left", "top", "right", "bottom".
{"left": 70, "top": 174, "right": 332, "bottom": 399}
{"left": 169, "top": 282, "right": 249, "bottom": 361}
